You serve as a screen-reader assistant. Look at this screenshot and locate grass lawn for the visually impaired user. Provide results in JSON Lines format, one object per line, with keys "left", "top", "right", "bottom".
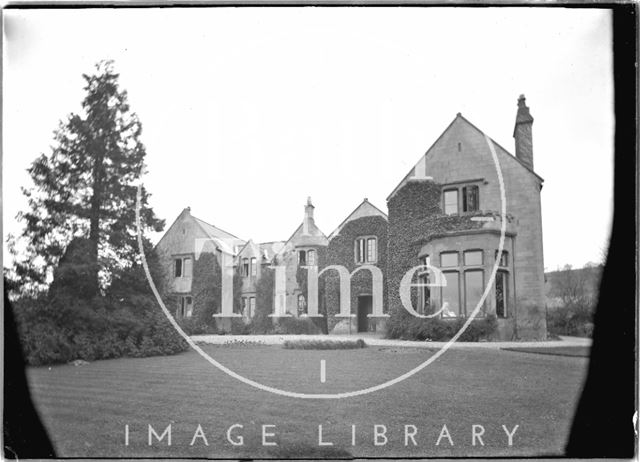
{"left": 26, "top": 344, "right": 589, "bottom": 458}
{"left": 501, "top": 346, "right": 591, "bottom": 358}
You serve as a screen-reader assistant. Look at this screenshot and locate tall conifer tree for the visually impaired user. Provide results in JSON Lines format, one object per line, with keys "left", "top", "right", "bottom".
{"left": 11, "top": 60, "right": 164, "bottom": 294}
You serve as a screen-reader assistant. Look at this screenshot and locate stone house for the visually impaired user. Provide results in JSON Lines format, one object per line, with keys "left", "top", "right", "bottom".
{"left": 155, "top": 95, "right": 546, "bottom": 339}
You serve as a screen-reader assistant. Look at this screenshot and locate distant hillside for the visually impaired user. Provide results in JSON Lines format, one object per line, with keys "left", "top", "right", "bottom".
{"left": 544, "top": 265, "right": 603, "bottom": 308}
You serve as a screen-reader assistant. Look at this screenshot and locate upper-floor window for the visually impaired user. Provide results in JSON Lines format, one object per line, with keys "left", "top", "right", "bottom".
{"left": 174, "top": 257, "right": 192, "bottom": 278}
{"left": 242, "top": 258, "right": 249, "bottom": 277}
{"left": 462, "top": 185, "right": 479, "bottom": 212}
{"left": 444, "top": 189, "right": 459, "bottom": 215}
{"left": 298, "top": 250, "right": 306, "bottom": 265}
{"left": 355, "top": 237, "right": 377, "bottom": 264}
{"left": 251, "top": 257, "right": 257, "bottom": 276}
{"left": 307, "top": 249, "right": 316, "bottom": 266}
{"left": 443, "top": 184, "right": 481, "bottom": 215}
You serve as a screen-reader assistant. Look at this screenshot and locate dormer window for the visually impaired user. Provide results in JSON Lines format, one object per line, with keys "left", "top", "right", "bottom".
{"left": 242, "top": 258, "right": 249, "bottom": 277}
{"left": 251, "top": 257, "right": 257, "bottom": 276}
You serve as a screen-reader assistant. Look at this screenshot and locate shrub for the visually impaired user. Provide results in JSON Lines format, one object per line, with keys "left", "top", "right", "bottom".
{"left": 386, "top": 309, "right": 497, "bottom": 342}
{"left": 283, "top": 339, "right": 367, "bottom": 350}
{"left": 546, "top": 301, "right": 595, "bottom": 337}
{"left": 12, "top": 247, "right": 189, "bottom": 366}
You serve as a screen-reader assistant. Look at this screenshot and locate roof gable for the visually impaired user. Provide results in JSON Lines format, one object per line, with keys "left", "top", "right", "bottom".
{"left": 284, "top": 221, "right": 329, "bottom": 248}
{"left": 387, "top": 114, "right": 543, "bottom": 200}
{"left": 328, "top": 199, "right": 388, "bottom": 239}
{"left": 155, "top": 208, "right": 245, "bottom": 257}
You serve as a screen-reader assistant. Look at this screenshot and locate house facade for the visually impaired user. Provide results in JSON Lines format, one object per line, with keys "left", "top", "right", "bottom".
{"left": 155, "top": 95, "right": 546, "bottom": 340}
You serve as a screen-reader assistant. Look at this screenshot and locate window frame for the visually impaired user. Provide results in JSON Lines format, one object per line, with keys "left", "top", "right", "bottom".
{"left": 495, "top": 250, "right": 509, "bottom": 268}
{"left": 178, "top": 295, "right": 193, "bottom": 318}
{"left": 462, "top": 185, "right": 480, "bottom": 212}
{"left": 355, "top": 236, "right": 378, "bottom": 264}
{"left": 307, "top": 249, "right": 317, "bottom": 266}
{"left": 250, "top": 257, "right": 257, "bottom": 276}
{"left": 463, "top": 249, "right": 484, "bottom": 266}
{"left": 443, "top": 189, "right": 459, "bottom": 215}
{"left": 174, "top": 255, "right": 193, "bottom": 278}
{"left": 464, "top": 269, "right": 485, "bottom": 317}
{"left": 442, "top": 182, "right": 483, "bottom": 215}
{"left": 249, "top": 297, "right": 256, "bottom": 317}
{"left": 440, "top": 251, "right": 459, "bottom": 268}
{"left": 495, "top": 270, "right": 509, "bottom": 318}
{"left": 297, "top": 294, "right": 307, "bottom": 315}
{"left": 298, "top": 250, "right": 307, "bottom": 265}
{"left": 440, "top": 270, "right": 461, "bottom": 318}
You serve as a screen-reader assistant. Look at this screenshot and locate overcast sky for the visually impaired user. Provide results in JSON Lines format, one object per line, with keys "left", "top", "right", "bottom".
{"left": 3, "top": 7, "right": 613, "bottom": 271}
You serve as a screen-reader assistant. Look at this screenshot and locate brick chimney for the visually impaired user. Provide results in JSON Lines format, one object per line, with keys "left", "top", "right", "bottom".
{"left": 513, "top": 94, "right": 534, "bottom": 170}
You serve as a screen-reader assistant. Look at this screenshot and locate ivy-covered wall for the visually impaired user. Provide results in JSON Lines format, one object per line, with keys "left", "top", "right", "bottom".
{"left": 321, "top": 215, "right": 389, "bottom": 333}
{"left": 387, "top": 179, "right": 509, "bottom": 336}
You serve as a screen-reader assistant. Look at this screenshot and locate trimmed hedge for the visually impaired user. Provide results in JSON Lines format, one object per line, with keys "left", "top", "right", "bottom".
{"left": 283, "top": 338, "right": 367, "bottom": 350}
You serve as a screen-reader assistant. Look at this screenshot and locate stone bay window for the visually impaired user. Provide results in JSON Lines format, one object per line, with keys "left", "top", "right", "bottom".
{"left": 436, "top": 250, "right": 489, "bottom": 318}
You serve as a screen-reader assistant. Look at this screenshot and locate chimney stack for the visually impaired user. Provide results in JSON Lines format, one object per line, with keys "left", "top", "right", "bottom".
{"left": 303, "top": 197, "right": 315, "bottom": 233}
{"left": 513, "top": 94, "right": 534, "bottom": 170}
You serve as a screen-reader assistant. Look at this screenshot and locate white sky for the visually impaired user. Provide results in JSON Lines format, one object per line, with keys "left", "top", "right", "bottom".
{"left": 3, "top": 7, "right": 613, "bottom": 271}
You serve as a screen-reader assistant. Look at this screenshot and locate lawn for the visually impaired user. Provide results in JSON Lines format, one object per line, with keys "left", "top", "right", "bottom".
{"left": 501, "top": 346, "right": 591, "bottom": 358}
{"left": 26, "top": 344, "right": 589, "bottom": 458}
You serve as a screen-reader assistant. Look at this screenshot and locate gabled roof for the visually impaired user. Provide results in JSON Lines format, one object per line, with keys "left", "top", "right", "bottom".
{"left": 259, "top": 241, "right": 286, "bottom": 261}
{"left": 386, "top": 113, "right": 544, "bottom": 201}
{"left": 193, "top": 216, "right": 242, "bottom": 241}
{"left": 236, "top": 239, "right": 285, "bottom": 263}
{"left": 328, "top": 198, "right": 388, "bottom": 240}
{"left": 283, "top": 221, "right": 329, "bottom": 249}
{"left": 155, "top": 207, "right": 245, "bottom": 256}
{"left": 192, "top": 216, "right": 245, "bottom": 254}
